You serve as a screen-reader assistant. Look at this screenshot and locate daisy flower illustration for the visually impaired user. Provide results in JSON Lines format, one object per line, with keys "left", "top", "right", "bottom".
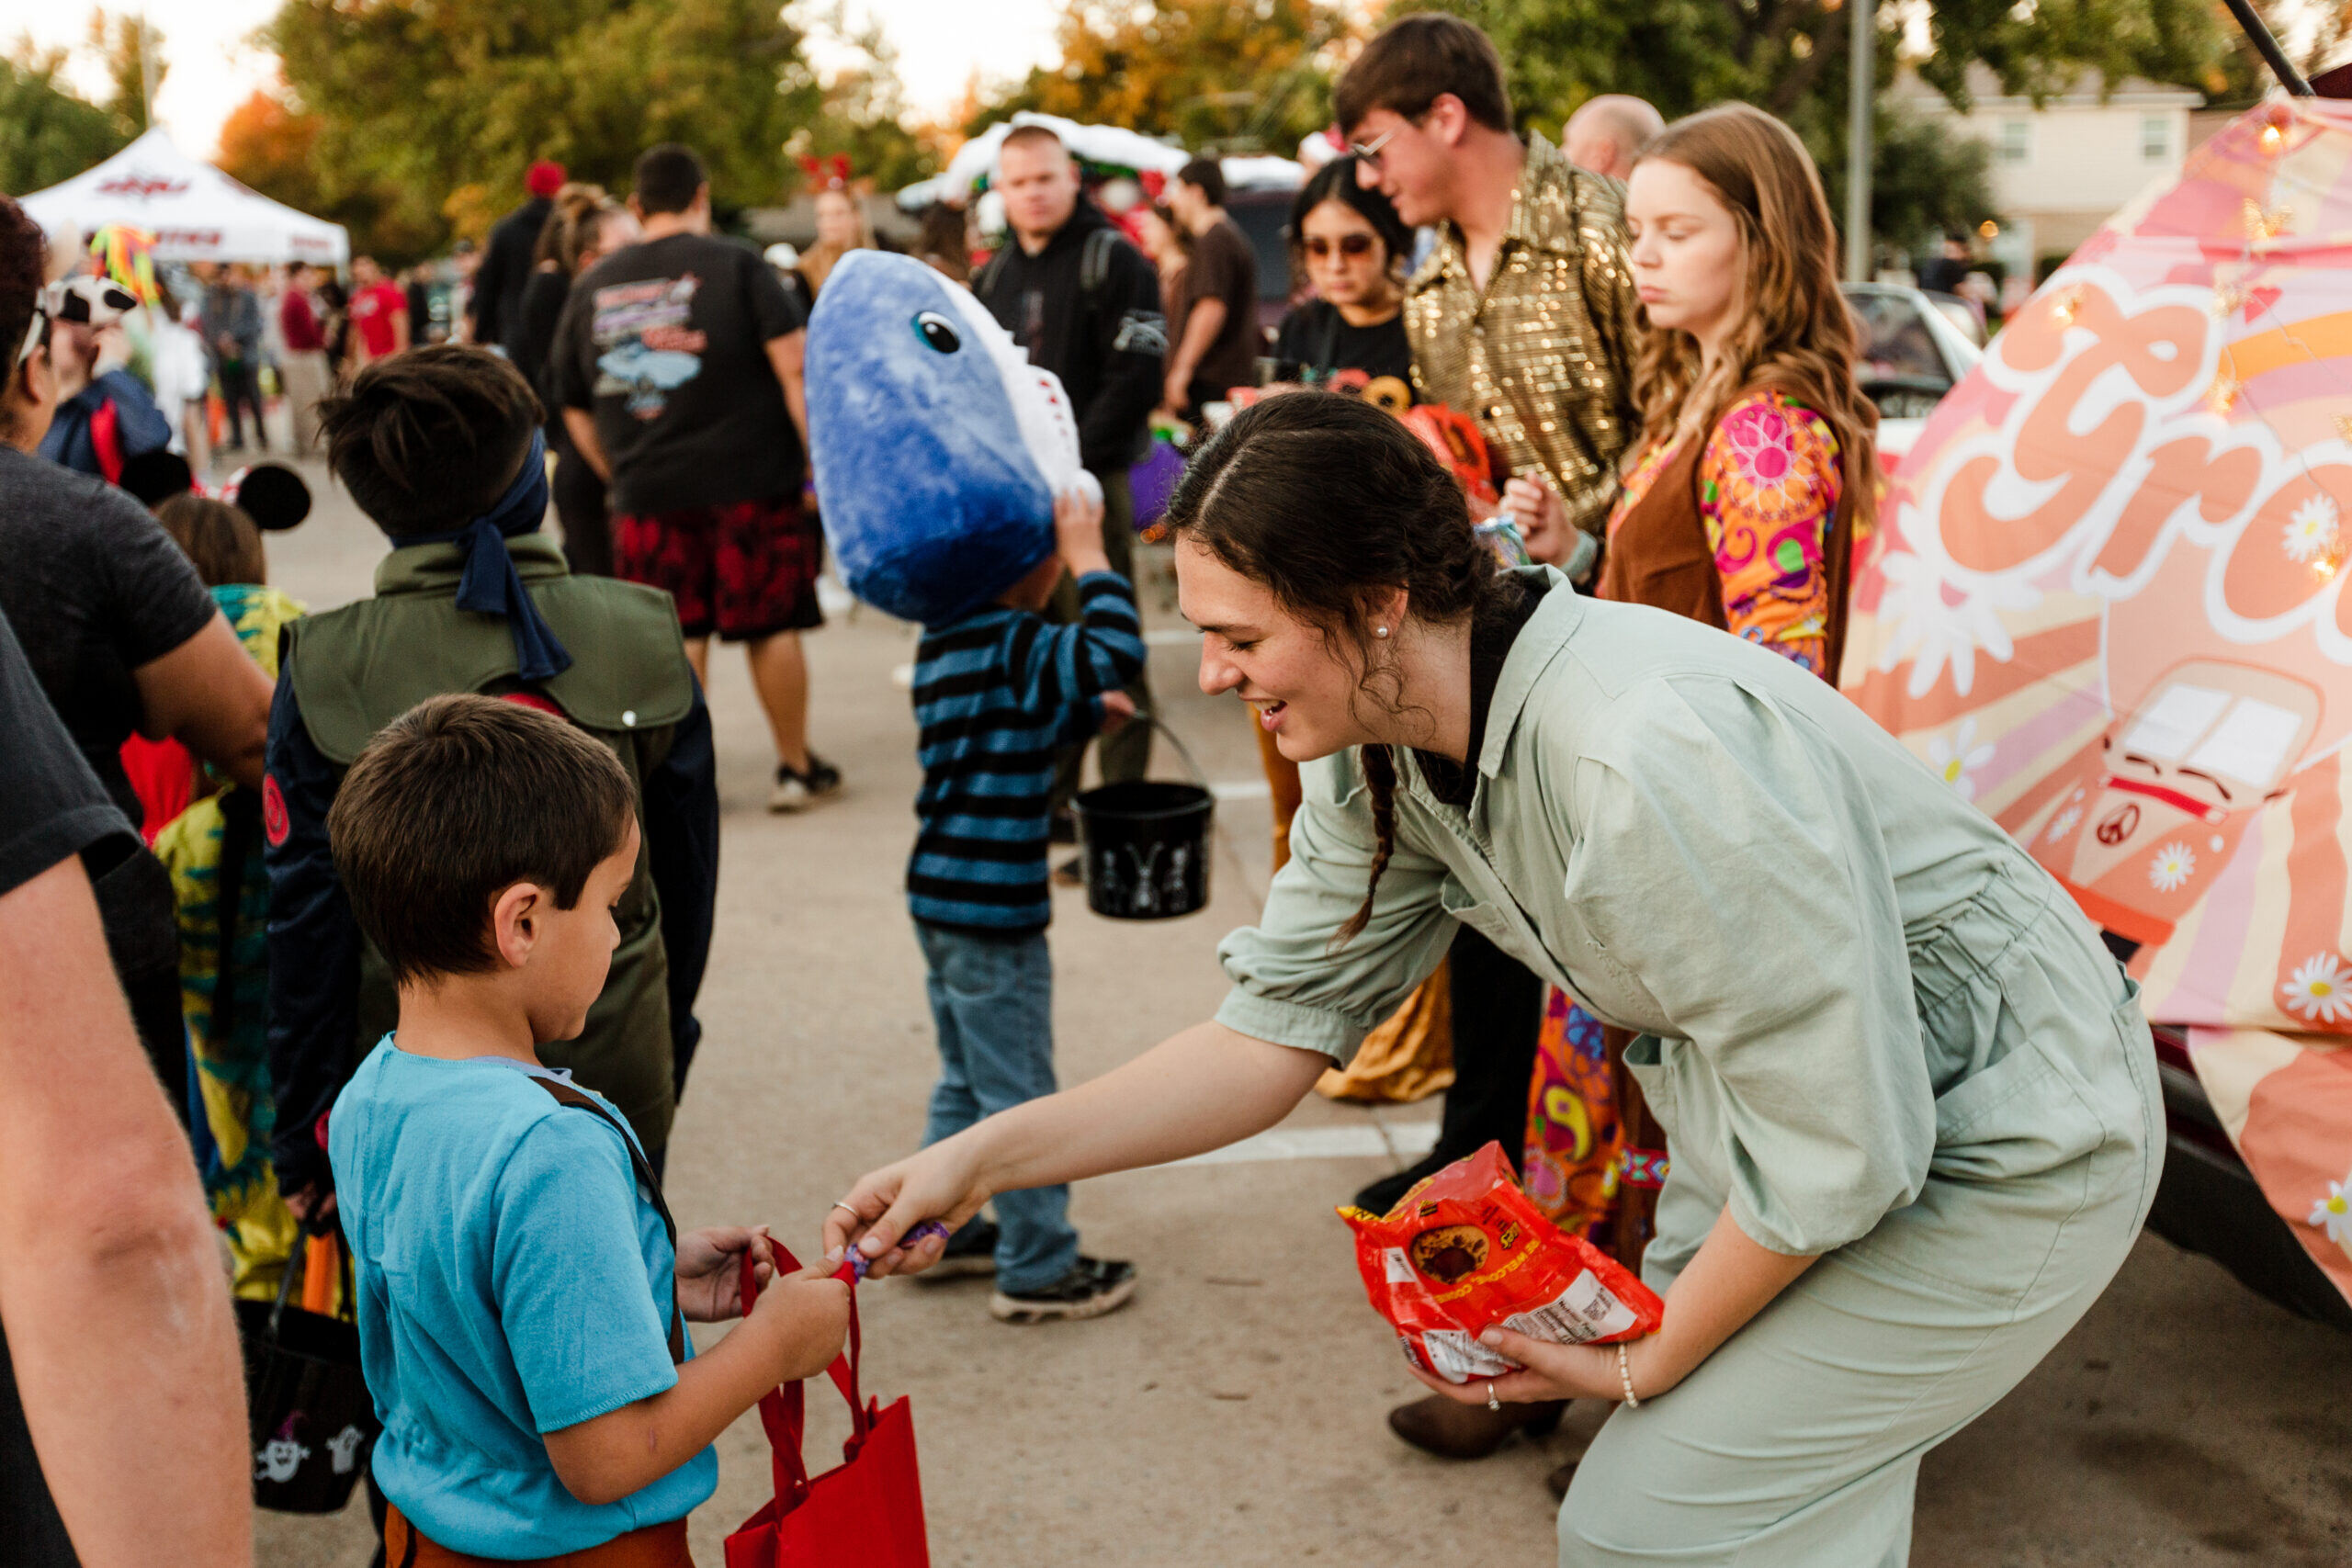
{"left": 2147, "top": 841, "right": 2196, "bottom": 892}
{"left": 2282, "top": 952, "right": 2352, "bottom": 1024}
{"left": 2282, "top": 494, "right": 2341, "bottom": 564}
{"left": 2310, "top": 1176, "right": 2352, "bottom": 1249}
{"left": 1874, "top": 548, "right": 2041, "bottom": 700}
{"left": 1926, "top": 718, "right": 1996, "bottom": 801}
{"left": 2046, "top": 802, "right": 2084, "bottom": 843}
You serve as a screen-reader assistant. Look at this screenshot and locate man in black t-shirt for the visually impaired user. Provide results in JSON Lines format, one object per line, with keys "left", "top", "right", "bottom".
{"left": 468, "top": 158, "right": 562, "bottom": 353}
{"left": 0, "top": 612, "right": 252, "bottom": 1568}
{"left": 554, "top": 143, "right": 838, "bottom": 812}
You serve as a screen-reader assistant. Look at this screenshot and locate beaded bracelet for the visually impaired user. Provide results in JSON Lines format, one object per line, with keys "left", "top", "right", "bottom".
{"left": 1616, "top": 1342, "right": 1640, "bottom": 1409}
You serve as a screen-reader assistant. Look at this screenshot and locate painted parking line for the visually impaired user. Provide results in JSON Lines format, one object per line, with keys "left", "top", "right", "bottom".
{"left": 1164, "top": 1120, "right": 1440, "bottom": 1169}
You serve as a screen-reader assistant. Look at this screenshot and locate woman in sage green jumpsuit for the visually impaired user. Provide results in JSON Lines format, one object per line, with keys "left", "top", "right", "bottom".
{"left": 827, "top": 396, "right": 2160, "bottom": 1567}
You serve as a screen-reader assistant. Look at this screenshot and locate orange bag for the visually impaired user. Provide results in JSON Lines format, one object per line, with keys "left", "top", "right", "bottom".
{"left": 1340, "top": 1142, "right": 1664, "bottom": 1384}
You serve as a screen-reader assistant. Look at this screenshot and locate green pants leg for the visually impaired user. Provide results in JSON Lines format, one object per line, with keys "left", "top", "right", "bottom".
{"left": 1563, "top": 908, "right": 2163, "bottom": 1567}
{"left": 1048, "top": 467, "right": 1153, "bottom": 809}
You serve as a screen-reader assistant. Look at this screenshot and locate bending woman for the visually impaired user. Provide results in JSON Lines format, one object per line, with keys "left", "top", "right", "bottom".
{"left": 828, "top": 392, "right": 2159, "bottom": 1565}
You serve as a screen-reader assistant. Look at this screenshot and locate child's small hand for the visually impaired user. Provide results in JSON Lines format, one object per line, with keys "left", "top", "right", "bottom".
{"left": 673, "top": 1225, "right": 775, "bottom": 1323}
{"left": 1097, "top": 690, "right": 1137, "bottom": 733}
{"left": 752, "top": 1262, "right": 853, "bottom": 1383}
{"left": 1054, "top": 486, "right": 1111, "bottom": 578}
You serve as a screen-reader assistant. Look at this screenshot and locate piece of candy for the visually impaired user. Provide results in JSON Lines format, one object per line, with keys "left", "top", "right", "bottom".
{"left": 839, "top": 1219, "right": 955, "bottom": 1282}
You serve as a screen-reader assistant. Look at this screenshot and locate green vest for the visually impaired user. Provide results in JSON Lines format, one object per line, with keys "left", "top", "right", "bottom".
{"left": 286, "top": 534, "right": 695, "bottom": 1154}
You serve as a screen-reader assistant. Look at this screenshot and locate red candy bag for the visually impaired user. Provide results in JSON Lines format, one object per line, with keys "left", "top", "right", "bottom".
{"left": 1340, "top": 1142, "right": 1663, "bottom": 1383}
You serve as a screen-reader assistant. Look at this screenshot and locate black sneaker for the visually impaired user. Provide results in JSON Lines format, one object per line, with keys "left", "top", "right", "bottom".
{"left": 990, "top": 1256, "right": 1137, "bottom": 1324}
{"left": 1050, "top": 853, "right": 1084, "bottom": 887}
{"left": 767, "top": 752, "right": 843, "bottom": 813}
{"left": 911, "top": 1218, "right": 999, "bottom": 1280}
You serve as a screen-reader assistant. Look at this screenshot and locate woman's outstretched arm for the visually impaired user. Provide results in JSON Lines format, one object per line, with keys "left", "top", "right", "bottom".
{"left": 824, "top": 1021, "right": 1329, "bottom": 1273}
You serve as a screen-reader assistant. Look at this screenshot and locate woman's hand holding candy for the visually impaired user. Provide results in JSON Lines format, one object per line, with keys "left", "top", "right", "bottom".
{"left": 1404, "top": 1328, "right": 1681, "bottom": 1407}
{"left": 823, "top": 1134, "right": 994, "bottom": 1279}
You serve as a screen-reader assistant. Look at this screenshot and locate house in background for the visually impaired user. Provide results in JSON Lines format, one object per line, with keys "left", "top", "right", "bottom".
{"left": 1894, "top": 62, "right": 2203, "bottom": 279}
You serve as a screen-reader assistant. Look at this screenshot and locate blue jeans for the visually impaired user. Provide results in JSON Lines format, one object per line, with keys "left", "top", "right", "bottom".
{"left": 913, "top": 921, "right": 1077, "bottom": 1292}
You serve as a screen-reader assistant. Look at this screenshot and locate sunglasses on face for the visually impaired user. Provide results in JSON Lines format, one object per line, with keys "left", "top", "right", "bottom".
{"left": 1306, "top": 234, "right": 1378, "bottom": 260}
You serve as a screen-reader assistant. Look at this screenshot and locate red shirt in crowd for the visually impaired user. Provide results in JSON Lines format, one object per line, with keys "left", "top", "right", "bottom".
{"left": 279, "top": 287, "right": 325, "bottom": 354}
{"left": 350, "top": 281, "right": 408, "bottom": 359}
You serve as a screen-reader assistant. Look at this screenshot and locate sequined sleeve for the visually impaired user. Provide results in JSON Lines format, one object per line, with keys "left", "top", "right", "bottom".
{"left": 1697, "top": 393, "right": 1840, "bottom": 677}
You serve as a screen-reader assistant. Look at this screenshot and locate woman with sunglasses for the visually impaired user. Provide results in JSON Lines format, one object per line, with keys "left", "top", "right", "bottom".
{"left": 1272, "top": 156, "right": 1417, "bottom": 406}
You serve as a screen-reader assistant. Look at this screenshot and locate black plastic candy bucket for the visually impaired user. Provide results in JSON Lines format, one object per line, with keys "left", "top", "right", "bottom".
{"left": 1073, "top": 717, "right": 1215, "bottom": 919}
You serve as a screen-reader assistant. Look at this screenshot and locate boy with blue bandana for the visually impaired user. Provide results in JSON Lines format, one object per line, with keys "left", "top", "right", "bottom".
{"left": 322, "top": 694, "right": 847, "bottom": 1562}
{"left": 265, "top": 347, "right": 718, "bottom": 1228}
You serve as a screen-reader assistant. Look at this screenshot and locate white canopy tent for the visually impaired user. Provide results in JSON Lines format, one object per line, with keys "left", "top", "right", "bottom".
{"left": 17, "top": 128, "right": 350, "bottom": 267}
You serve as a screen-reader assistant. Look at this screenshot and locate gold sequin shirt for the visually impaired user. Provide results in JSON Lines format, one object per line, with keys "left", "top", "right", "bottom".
{"left": 1406, "top": 132, "right": 1643, "bottom": 538}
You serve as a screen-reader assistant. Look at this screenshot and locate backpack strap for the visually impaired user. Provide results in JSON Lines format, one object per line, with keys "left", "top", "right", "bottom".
{"left": 528, "top": 1076, "right": 687, "bottom": 1366}
{"left": 1080, "top": 225, "right": 1119, "bottom": 297}
{"left": 973, "top": 243, "right": 1013, "bottom": 304}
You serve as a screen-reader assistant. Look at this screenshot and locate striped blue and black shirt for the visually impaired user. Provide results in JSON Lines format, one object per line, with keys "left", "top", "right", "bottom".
{"left": 908, "top": 571, "right": 1148, "bottom": 931}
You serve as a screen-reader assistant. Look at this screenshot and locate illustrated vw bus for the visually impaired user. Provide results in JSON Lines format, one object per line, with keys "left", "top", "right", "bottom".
{"left": 2033, "top": 659, "right": 2323, "bottom": 948}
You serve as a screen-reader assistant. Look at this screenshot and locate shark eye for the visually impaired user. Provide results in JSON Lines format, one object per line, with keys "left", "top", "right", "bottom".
{"left": 912, "top": 311, "right": 961, "bottom": 354}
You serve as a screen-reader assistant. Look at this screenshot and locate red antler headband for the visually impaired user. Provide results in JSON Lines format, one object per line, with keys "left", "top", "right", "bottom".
{"left": 797, "top": 153, "right": 853, "bottom": 191}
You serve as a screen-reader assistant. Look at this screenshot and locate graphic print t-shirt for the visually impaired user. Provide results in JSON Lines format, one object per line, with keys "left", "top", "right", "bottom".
{"left": 552, "top": 232, "right": 808, "bottom": 515}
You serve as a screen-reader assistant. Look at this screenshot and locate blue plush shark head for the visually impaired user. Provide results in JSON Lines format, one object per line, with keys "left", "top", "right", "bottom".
{"left": 806, "top": 251, "right": 1095, "bottom": 626}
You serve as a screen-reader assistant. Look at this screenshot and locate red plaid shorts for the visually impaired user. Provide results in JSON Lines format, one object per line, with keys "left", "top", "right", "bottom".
{"left": 612, "top": 492, "right": 824, "bottom": 641}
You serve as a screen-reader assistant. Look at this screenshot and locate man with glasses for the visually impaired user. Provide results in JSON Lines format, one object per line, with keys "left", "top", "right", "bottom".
{"left": 1336, "top": 13, "right": 1642, "bottom": 578}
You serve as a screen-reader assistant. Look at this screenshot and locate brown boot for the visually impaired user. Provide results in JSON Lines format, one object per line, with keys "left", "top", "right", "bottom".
{"left": 1385, "top": 1394, "right": 1566, "bottom": 1460}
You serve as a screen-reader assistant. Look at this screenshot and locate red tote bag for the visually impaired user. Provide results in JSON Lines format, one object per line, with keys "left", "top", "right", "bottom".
{"left": 724, "top": 1247, "right": 929, "bottom": 1568}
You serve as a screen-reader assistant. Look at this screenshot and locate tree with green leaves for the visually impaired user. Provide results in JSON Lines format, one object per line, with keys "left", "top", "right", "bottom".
{"left": 978, "top": 0, "right": 1349, "bottom": 154}
{"left": 0, "top": 47, "right": 134, "bottom": 199}
{"left": 88, "top": 9, "right": 163, "bottom": 136}
{"left": 266, "top": 0, "right": 828, "bottom": 263}
{"left": 1397, "top": 0, "right": 2251, "bottom": 254}
{"left": 786, "top": 6, "right": 942, "bottom": 192}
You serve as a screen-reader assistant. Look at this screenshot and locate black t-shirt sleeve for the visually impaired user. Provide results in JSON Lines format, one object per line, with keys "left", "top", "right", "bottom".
{"left": 1272, "top": 302, "right": 1319, "bottom": 365}
{"left": 91, "top": 488, "right": 215, "bottom": 670}
{"left": 745, "top": 254, "right": 807, "bottom": 344}
{"left": 0, "top": 610, "right": 135, "bottom": 899}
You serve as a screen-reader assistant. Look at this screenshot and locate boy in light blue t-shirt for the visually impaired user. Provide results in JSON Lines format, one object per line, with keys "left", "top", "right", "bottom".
{"left": 323, "top": 694, "right": 849, "bottom": 1562}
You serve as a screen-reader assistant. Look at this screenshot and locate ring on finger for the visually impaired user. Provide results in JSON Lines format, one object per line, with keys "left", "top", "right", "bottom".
{"left": 830, "top": 1201, "right": 860, "bottom": 1218}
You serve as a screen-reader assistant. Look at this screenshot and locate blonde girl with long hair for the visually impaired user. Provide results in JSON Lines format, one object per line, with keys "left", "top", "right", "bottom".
{"left": 1603, "top": 102, "right": 1879, "bottom": 682}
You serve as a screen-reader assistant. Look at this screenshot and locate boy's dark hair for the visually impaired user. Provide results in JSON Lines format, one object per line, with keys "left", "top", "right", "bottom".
{"left": 316, "top": 344, "right": 540, "bottom": 535}
{"left": 0, "top": 196, "right": 48, "bottom": 382}
{"left": 1177, "top": 156, "right": 1227, "bottom": 209}
{"left": 634, "top": 143, "right": 708, "bottom": 216}
{"left": 1333, "top": 15, "right": 1513, "bottom": 138}
{"left": 328, "top": 694, "right": 638, "bottom": 986}
{"left": 155, "top": 493, "right": 267, "bottom": 588}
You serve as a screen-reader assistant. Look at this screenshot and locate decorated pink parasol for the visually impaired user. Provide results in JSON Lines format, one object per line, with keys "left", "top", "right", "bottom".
{"left": 1844, "top": 94, "right": 2352, "bottom": 1313}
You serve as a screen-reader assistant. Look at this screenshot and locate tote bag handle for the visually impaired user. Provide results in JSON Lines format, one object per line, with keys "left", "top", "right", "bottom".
{"left": 741, "top": 1243, "right": 873, "bottom": 1509}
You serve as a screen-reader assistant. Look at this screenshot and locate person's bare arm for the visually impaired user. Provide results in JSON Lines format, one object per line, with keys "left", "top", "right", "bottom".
{"left": 541, "top": 1262, "right": 849, "bottom": 1506}
{"left": 1162, "top": 299, "right": 1227, "bottom": 409}
{"left": 0, "top": 857, "right": 252, "bottom": 1568}
{"left": 132, "top": 613, "right": 273, "bottom": 792}
{"left": 763, "top": 331, "right": 808, "bottom": 448}
{"left": 827, "top": 1021, "right": 1329, "bottom": 1273}
{"left": 564, "top": 408, "right": 610, "bottom": 481}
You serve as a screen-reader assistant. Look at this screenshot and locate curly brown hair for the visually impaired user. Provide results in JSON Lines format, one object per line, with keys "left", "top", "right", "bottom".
{"left": 1627, "top": 105, "right": 1879, "bottom": 540}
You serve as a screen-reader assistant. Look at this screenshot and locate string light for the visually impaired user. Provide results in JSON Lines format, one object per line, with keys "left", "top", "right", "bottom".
{"left": 2260, "top": 121, "right": 2287, "bottom": 156}
{"left": 2051, "top": 288, "right": 2082, "bottom": 327}
{"left": 2334, "top": 414, "right": 2352, "bottom": 442}
{"left": 2213, "top": 282, "right": 2248, "bottom": 319}
{"left": 2210, "top": 371, "right": 2242, "bottom": 415}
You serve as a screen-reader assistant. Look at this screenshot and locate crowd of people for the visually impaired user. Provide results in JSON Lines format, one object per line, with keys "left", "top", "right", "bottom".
{"left": 0, "top": 13, "right": 2160, "bottom": 1568}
